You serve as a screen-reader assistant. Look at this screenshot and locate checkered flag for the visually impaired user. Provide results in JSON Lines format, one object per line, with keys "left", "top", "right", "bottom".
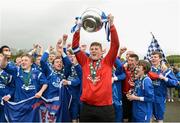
{"left": 144, "top": 33, "right": 168, "bottom": 63}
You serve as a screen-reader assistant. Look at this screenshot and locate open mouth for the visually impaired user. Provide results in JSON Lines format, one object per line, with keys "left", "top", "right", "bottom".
{"left": 92, "top": 54, "right": 97, "bottom": 57}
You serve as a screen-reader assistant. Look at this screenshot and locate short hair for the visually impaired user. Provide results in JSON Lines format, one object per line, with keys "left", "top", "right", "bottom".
{"left": 49, "top": 51, "right": 56, "bottom": 56}
{"left": 52, "top": 56, "right": 62, "bottom": 64}
{"left": 67, "top": 49, "right": 74, "bottom": 55}
{"left": 21, "top": 54, "right": 33, "bottom": 63}
{"left": 129, "top": 54, "right": 139, "bottom": 61}
{"left": 36, "top": 55, "right": 42, "bottom": 58}
{"left": 90, "top": 42, "right": 102, "bottom": 50}
{"left": 35, "top": 55, "right": 42, "bottom": 61}
{"left": 0, "top": 45, "right": 10, "bottom": 53}
{"left": 138, "top": 60, "right": 151, "bottom": 74}
{"left": 151, "top": 51, "right": 162, "bottom": 58}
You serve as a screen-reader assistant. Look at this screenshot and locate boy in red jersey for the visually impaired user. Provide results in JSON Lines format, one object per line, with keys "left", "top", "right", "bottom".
{"left": 72, "top": 14, "right": 119, "bottom": 122}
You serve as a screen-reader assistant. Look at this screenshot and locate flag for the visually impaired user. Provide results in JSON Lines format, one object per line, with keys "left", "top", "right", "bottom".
{"left": 4, "top": 96, "right": 41, "bottom": 122}
{"left": 144, "top": 33, "right": 168, "bottom": 63}
{"left": 57, "top": 85, "right": 72, "bottom": 122}
{"left": 39, "top": 86, "right": 72, "bottom": 122}
{"left": 3, "top": 86, "right": 72, "bottom": 122}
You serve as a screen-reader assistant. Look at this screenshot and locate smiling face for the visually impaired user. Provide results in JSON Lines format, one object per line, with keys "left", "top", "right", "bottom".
{"left": 150, "top": 51, "right": 163, "bottom": 68}
{"left": 21, "top": 55, "right": 32, "bottom": 71}
{"left": 35, "top": 56, "right": 41, "bottom": 66}
{"left": 48, "top": 53, "right": 56, "bottom": 63}
{"left": 2, "top": 47, "right": 11, "bottom": 58}
{"left": 15, "top": 57, "right": 22, "bottom": 66}
{"left": 150, "top": 54, "right": 161, "bottom": 67}
{"left": 90, "top": 45, "right": 102, "bottom": 60}
{"left": 128, "top": 57, "right": 138, "bottom": 69}
{"left": 89, "top": 42, "right": 102, "bottom": 61}
{"left": 136, "top": 60, "right": 151, "bottom": 77}
{"left": 127, "top": 54, "right": 139, "bottom": 70}
{"left": 136, "top": 65, "right": 144, "bottom": 77}
{"left": 53, "top": 57, "right": 63, "bottom": 71}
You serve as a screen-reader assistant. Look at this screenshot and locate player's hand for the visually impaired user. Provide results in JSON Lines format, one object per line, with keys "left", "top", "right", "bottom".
{"left": 35, "top": 91, "right": 42, "bottom": 98}
{"left": 108, "top": 14, "right": 114, "bottom": 26}
{"left": 2, "top": 95, "right": 11, "bottom": 102}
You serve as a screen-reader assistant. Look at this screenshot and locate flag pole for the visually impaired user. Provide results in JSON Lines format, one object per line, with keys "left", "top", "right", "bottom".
{"left": 150, "top": 32, "right": 155, "bottom": 39}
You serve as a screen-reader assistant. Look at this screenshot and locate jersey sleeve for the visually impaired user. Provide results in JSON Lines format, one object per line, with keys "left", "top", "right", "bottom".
{"left": 40, "top": 51, "right": 53, "bottom": 77}
{"left": 3, "top": 63, "right": 17, "bottom": 77}
{"left": 104, "top": 25, "right": 120, "bottom": 66}
{"left": 72, "top": 31, "right": 88, "bottom": 67}
{"left": 143, "top": 77, "right": 154, "bottom": 102}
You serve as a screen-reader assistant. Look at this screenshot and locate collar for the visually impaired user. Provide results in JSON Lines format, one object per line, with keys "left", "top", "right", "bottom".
{"left": 139, "top": 75, "right": 147, "bottom": 81}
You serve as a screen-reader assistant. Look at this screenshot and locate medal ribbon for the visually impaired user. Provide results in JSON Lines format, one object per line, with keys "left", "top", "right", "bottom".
{"left": 22, "top": 72, "right": 31, "bottom": 87}
{"left": 89, "top": 59, "right": 101, "bottom": 82}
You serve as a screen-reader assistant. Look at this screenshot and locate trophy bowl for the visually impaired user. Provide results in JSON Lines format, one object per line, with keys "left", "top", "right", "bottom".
{"left": 81, "top": 8, "right": 103, "bottom": 32}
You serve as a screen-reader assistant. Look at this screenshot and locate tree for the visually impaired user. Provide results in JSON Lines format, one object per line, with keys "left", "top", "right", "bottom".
{"left": 166, "top": 55, "right": 180, "bottom": 67}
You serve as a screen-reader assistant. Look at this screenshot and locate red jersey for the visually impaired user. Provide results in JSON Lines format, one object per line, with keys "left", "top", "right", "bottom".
{"left": 122, "top": 67, "right": 159, "bottom": 94}
{"left": 72, "top": 25, "right": 119, "bottom": 106}
{"left": 122, "top": 68, "right": 133, "bottom": 94}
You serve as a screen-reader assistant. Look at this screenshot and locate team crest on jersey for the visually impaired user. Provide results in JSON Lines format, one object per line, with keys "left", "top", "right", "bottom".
{"left": 32, "top": 74, "right": 36, "bottom": 79}
{"left": 0, "top": 83, "right": 6, "bottom": 88}
{"left": 52, "top": 82, "right": 61, "bottom": 88}
{"left": 22, "top": 84, "right": 36, "bottom": 90}
{"left": 52, "top": 77, "right": 61, "bottom": 88}
{"left": 152, "top": 80, "right": 161, "bottom": 86}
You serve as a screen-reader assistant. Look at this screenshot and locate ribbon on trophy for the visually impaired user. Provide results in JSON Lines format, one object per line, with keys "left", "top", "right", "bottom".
{"left": 71, "top": 17, "right": 82, "bottom": 33}
{"left": 101, "top": 11, "right": 110, "bottom": 41}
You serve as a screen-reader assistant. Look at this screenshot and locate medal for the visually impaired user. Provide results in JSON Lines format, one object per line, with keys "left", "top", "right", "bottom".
{"left": 25, "top": 86, "right": 29, "bottom": 90}
{"left": 22, "top": 70, "right": 32, "bottom": 87}
{"left": 0, "top": 73, "right": 9, "bottom": 84}
{"left": 89, "top": 59, "right": 101, "bottom": 84}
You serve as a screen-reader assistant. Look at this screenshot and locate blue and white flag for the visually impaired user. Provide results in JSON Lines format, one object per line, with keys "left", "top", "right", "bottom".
{"left": 4, "top": 96, "right": 41, "bottom": 122}
{"left": 144, "top": 33, "right": 168, "bottom": 63}
{"left": 3, "top": 86, "right": 72, "bottom": 122}
{"left": 57, "top": 86, "right": 72, "bottom": 122}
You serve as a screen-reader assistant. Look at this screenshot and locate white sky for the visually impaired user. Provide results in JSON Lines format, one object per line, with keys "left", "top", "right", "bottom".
{"left": 0, "top": 0, "right": 179, "bottom": 58}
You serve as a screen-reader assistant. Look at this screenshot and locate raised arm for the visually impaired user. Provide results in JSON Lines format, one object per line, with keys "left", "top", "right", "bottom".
{"left": 40, "top": 46, "right": 53, "bottom": 77}
{"left": 1, "top": 52, "right": 17, "bottom": 76}
{"left": 114, "top": 58, "right": 126, "bottom": 81}
{"left": 104, "top": 14, "right": 120, "bottom": 66}
{"left": 72, "top": 30, "right": 88, "bottom": 66}
{"left": 118, "top": 47, "right": 127, "bottom": 59}
{"left": 62, "top": 52, "right": 72, "bottom": 78}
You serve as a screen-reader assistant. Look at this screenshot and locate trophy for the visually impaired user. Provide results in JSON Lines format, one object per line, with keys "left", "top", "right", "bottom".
{"left": 81, "top": 8, "right": 104, "bottom": 32}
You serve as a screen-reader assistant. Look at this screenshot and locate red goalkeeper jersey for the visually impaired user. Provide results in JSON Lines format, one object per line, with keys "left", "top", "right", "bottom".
{"left": 72, "top": 25, "right": 119, "bottom": 106}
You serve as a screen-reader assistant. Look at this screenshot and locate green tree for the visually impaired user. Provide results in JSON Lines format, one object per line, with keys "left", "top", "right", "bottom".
{"left": 166, "top": 55, "right": 180, "bottom": 67}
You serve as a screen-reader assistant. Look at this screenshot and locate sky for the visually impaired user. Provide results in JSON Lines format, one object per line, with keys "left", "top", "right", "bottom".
{"left": 0, "top": 0, "right": 179, "bottom": 58}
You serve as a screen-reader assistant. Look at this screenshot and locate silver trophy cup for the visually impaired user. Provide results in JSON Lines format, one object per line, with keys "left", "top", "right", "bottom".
{"left": 81, "top": 8, "right": 104, "bottom": 32}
